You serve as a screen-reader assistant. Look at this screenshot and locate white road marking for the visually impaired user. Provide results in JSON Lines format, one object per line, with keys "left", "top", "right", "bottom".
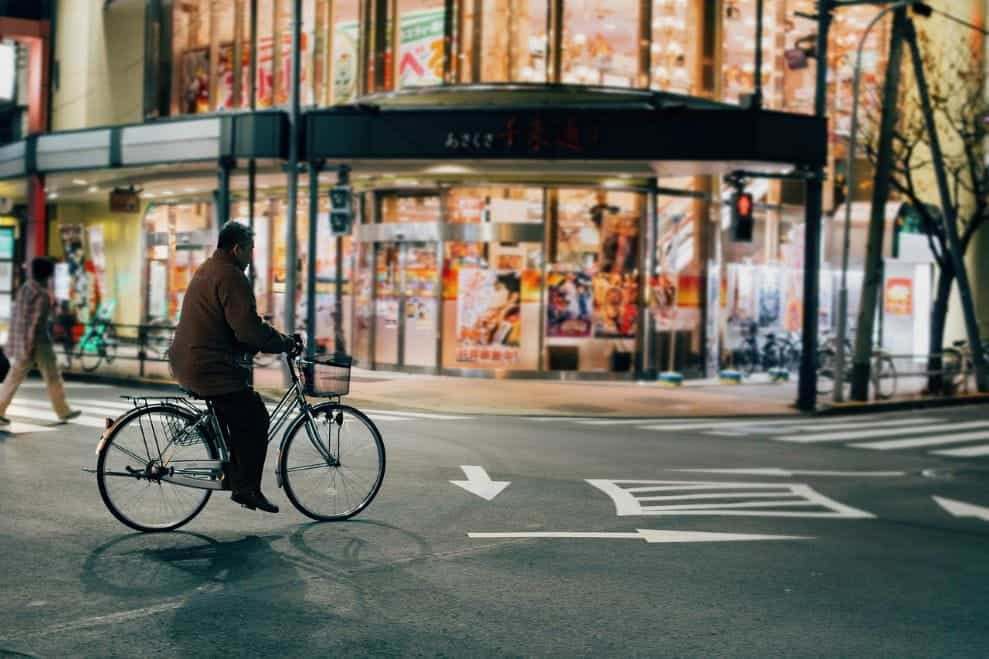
{"left": 2, "top": 421, "right": 56, "bottom": 434}
{"left": 775, "top": 420, "right": 989, "bottom": 444}
{"left": 775, "top": 418, "right": 939, "bottom": 434}
{"left": 3, "top": 404, "right": 106, "bottom": 428}
{"left": 13, "top": 397, "right": 126, "bottom": 418}
{"left": 932, "top": 496, "right": 989, "bottom": 522}
{"left": 639, "top": 415, "right": 888, "bottom": 433}
{"left": 468, "top": 530, "right": 813, "bottom": 543}
{"left": 932, "top": 443, "right": 989, "bottom": 457}
{"left": 586, "top": 479, "right": 873, "bottom": 519}
{"left": 670, "top": 468, "right": 906, "bottom": 477}
{"left": 575, "top": 418, "right": 722, "bottom": 426}
{"left": 451, "top": 465, "right": 511, "bottom": 501}
{"left": 852, "top": 430, "right": 989, "bottom": 451}
{"left": 22, "top": 382, "right": 111, "bottom": 389}
{"left": 73, "top": 398, "right": 137, "bottom": 411}
{"left": 361, "top": 408, "right": 474, "bottom": 420}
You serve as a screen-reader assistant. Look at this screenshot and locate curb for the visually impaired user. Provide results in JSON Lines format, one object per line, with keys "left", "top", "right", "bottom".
{"left": 814, "top": 393, "right": 989, "bottom": 416}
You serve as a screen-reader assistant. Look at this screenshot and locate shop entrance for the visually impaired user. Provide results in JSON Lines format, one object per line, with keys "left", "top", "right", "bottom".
{"left": 372, "top": 241, "right": 441, "bottom": 369}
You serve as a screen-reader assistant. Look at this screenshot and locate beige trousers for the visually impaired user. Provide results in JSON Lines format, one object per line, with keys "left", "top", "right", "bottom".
{"left": 0, "top": 340, "right": 71, "bottom": 419}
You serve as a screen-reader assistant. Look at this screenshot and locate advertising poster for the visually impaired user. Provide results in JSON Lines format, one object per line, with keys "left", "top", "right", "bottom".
{"left": 377, "top": 298, "right": 399, "bottom": 329}
{"left": 87, "top": 226, "right": 107, "bottom": 304}
{"left": 333, "top": 21, "right": 360, "bottom": 103}
{"left": 397, "top": 9, "right": 446, "bottom": 88}
{"left": 59, "top": 225, "right": 97, "bottom": 323}
{"left": 216, "top": 44, "right": 236, "bottom": 110}
{"left": 885, "top": 278, "right": 913, "bottom": 315}
{"left": 547, "top": 271, "right": 592, "bottom": 337}
{"left": 757, "top": 266, "right": 782, "bottom": 328}
{"left": 593, "top": 272, "right": 637, "bottom": 338}
{"left": 406, "top": 296, "right": 435, "bottom": 330}
{"left": 456, "top": 269, "right": 521, "bottom": 363}
{"left": 649, "top": 272, "right": 677, "bottom": 330}
{"left": 180, "top": 48, "right": 210, "bottom": 114}
{"left": 597, "top": 212, "right": 639, "bottom": 275}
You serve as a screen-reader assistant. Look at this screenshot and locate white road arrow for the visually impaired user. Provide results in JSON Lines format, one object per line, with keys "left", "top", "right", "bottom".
{"left": 671, "top": 468, "right": 904, "bottom": 478}
{"left": 468, "top": 530, "right": 812, "bottom": 543}
{"left": 451, "top": 466, "right": 511, "bottom": 501}
{"left": 932, "top": 496, "right": 989, "bottom": 522}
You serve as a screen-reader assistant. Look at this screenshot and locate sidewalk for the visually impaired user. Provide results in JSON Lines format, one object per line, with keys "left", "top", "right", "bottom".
{"left": 58, "top": 350, "right": 989, "bottom": 417}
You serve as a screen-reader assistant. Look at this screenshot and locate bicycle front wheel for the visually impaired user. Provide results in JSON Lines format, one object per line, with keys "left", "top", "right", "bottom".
{"left": 279, "top": 402, "right": 385, "bottom": 522}
{"left": 97, "top": 404, "right": 217, "bottom": 532}
{"left": 79, "top": 336, "right": 103, "bottom": 372}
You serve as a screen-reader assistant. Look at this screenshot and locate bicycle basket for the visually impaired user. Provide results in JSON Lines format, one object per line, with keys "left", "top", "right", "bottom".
{"left": 301, "top": 353, "right": 352, "bottom": 397}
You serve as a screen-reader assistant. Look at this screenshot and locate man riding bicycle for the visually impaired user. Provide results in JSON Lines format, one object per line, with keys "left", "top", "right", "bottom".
{"left": 170, "top": 221, "right": 294, "bottom": 514}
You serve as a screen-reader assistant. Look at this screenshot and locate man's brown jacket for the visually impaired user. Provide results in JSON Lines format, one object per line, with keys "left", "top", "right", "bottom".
{"left": 170, "top": 249, "right": 288, "bottom": 397}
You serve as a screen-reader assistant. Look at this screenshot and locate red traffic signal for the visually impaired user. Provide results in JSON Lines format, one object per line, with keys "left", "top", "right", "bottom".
{"left": 731, "top": 191, "right": 754, "bottom": 242}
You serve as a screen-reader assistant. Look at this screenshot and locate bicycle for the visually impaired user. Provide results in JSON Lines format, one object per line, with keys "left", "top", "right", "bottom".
{"left": 817, "top": 346, "right": 896, "bottom": 400}
{"left": 93, "top": 338, "right": 385, "bottom": 532}
{"left": 941, "top": 339, "right": 989, "bottom": 394}
{"left": 76, "top": 301, "right": 119, "bottom": 372}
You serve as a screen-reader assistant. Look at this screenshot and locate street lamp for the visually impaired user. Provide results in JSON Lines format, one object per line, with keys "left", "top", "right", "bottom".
{"left": 833, "top": 0, "right": 916, "bottom": 403}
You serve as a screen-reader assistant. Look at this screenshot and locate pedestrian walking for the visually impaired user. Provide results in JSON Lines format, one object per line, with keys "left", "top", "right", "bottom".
{"left": 0, "top": 257, "right": 80, "bottom": 428}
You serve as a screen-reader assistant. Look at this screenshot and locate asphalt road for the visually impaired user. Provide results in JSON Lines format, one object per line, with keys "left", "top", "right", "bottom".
{"left": 1, "top": 380, "right": 988, "bottom": 658}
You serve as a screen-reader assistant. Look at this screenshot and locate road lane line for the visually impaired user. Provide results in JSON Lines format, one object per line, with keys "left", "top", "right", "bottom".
{"left": 775, "top": 421, "right": 989, "bottom": 443}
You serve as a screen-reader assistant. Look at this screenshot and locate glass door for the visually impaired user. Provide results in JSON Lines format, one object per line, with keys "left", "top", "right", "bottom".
{"left": 401, "top": 242, "right": 440, "bottom": 368}
{"left": 371, "top": 241, "right": 440, "bottom": 368}
{"left": 373, "top": 243, "right": 401, "bottom": 365}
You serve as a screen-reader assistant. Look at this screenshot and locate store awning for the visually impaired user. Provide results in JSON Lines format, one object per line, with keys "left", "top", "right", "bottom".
{"left": 305, "top": 105, "right": 826, "bottom": 172}
{"left": 0, "top": 110, "right": 289, "bottom": 181}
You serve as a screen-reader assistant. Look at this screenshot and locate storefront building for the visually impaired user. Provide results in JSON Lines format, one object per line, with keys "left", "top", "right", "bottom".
{"left": 2, "top": 0, "right": 983, "bottom": 381}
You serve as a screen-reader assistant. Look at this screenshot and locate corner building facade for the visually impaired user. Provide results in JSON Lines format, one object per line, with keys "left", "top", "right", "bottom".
{"left": 2, "top": 0, "right": 980, "bottom": 380}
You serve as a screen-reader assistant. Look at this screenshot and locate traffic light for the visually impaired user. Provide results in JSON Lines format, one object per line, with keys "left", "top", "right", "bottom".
{"left": 328, "top": 184, "right": 352, "bottom": 235}
{"left": 731, "top": 191, "right": 754, "bottom": 242}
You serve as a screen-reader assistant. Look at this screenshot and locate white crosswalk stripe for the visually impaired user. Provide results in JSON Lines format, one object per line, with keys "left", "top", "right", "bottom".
{"left": 774, "top": 420, "right": 982, "bottom": 444}
{"left": 4, "top": 402, "right": 105, "bottom": 428}
{"left": 852, "top": 430, "right": 989, "bottom": 451}
{"left": 932, "top": 444, "right": 989, "bottom": 457}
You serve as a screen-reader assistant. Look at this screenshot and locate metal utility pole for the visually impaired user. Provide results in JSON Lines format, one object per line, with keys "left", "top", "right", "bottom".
{"left": 850, "top": 6, "right": 909, "bottom": 401}
{"left": 306, "top": 160, "right": 324, "bottom": 360}
{"left": 247, "top": 0, "right": 258, "bottom": 386}
{"left": 834, "top": 0, "right": 913, "bottom": 403}
{"left": 284, "top": 0, "right": 302, "bottom": 366}
{"left": 903, "top": 18, "right": 989, "bottom": 392}
{"left": 796, "top": 1, "right": 831, "bottom": 411}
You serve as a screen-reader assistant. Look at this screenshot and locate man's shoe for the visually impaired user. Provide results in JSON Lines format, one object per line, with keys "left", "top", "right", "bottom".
{"left": 231, "top": 489, "right": 279, "bottom": 514}
{"left": 59, "top": 410, "right": 82, "bottom": 423}
{"left": 0, "top": 415, "right": 10, "bottom": 429}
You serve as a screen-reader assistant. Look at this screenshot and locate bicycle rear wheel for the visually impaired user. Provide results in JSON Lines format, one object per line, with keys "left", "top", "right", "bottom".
{"left": 97, "top": 404, "right": 217, "bottom": 532}
{"left": 279, "top": 402, "right": 385, "bottom": 521}
{"left": 873, "top": 354, "right": 897, "bottom": 401}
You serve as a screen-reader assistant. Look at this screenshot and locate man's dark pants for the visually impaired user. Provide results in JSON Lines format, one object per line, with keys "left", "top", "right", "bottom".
{"left": 209, "top": 389, "right": 270, "bottom": 493}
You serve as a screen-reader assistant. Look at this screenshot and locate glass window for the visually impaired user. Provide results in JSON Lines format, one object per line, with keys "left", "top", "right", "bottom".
{"left": 172, "top": 0, "right": 212, "bottom": 115}
{"left": 547, "top": 189, "right": 643, "bottom": 372}
{"left": 380, "top": 193, "right": 441, "bottom": 223}
{"left": 721, "top": 0, "right": 781, "bottom": 107}
{"left": 651, "top": 0, "right": 696, "bottom": 94}
{"left": 446, "top": 187, "right": 542, "bottom": 224}
{"left": 561, "top": 0, "right": 640, "bottom": 87}
{"left": 395, "top": 0, "right": 447, "bottom": 89}
{"left": 458, "top": 0, "right": 549, "bottom": 83}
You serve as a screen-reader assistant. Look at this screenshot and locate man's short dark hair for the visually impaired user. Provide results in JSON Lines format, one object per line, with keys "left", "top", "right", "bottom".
{"left": 31, "top": 257, "right": 54, "bottom": 281}
{"left": 217, "top": 221, "right": 254, "bottom": 250}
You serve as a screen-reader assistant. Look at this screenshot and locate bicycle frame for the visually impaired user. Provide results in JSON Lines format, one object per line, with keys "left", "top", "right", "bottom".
{"left": 109, "top": 355, "right": 338, "bottom": 492}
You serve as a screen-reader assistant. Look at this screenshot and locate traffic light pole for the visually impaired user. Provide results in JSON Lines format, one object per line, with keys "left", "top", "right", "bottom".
{"left": 796, "top": 2, "right": 831, "bottom": 411}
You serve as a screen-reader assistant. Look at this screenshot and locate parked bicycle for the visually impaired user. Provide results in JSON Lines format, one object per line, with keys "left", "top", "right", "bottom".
{"left": 817, "top": 346, "right": 896, "bottom": 400}
{"left": 67, "top": 300, "right": 119, "bottom": 372}
{"left": 941, "top": 339, "right": 989, "bottom": 393}
{"left": 93, "top": 338, "right": 385, "bottom": 532}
